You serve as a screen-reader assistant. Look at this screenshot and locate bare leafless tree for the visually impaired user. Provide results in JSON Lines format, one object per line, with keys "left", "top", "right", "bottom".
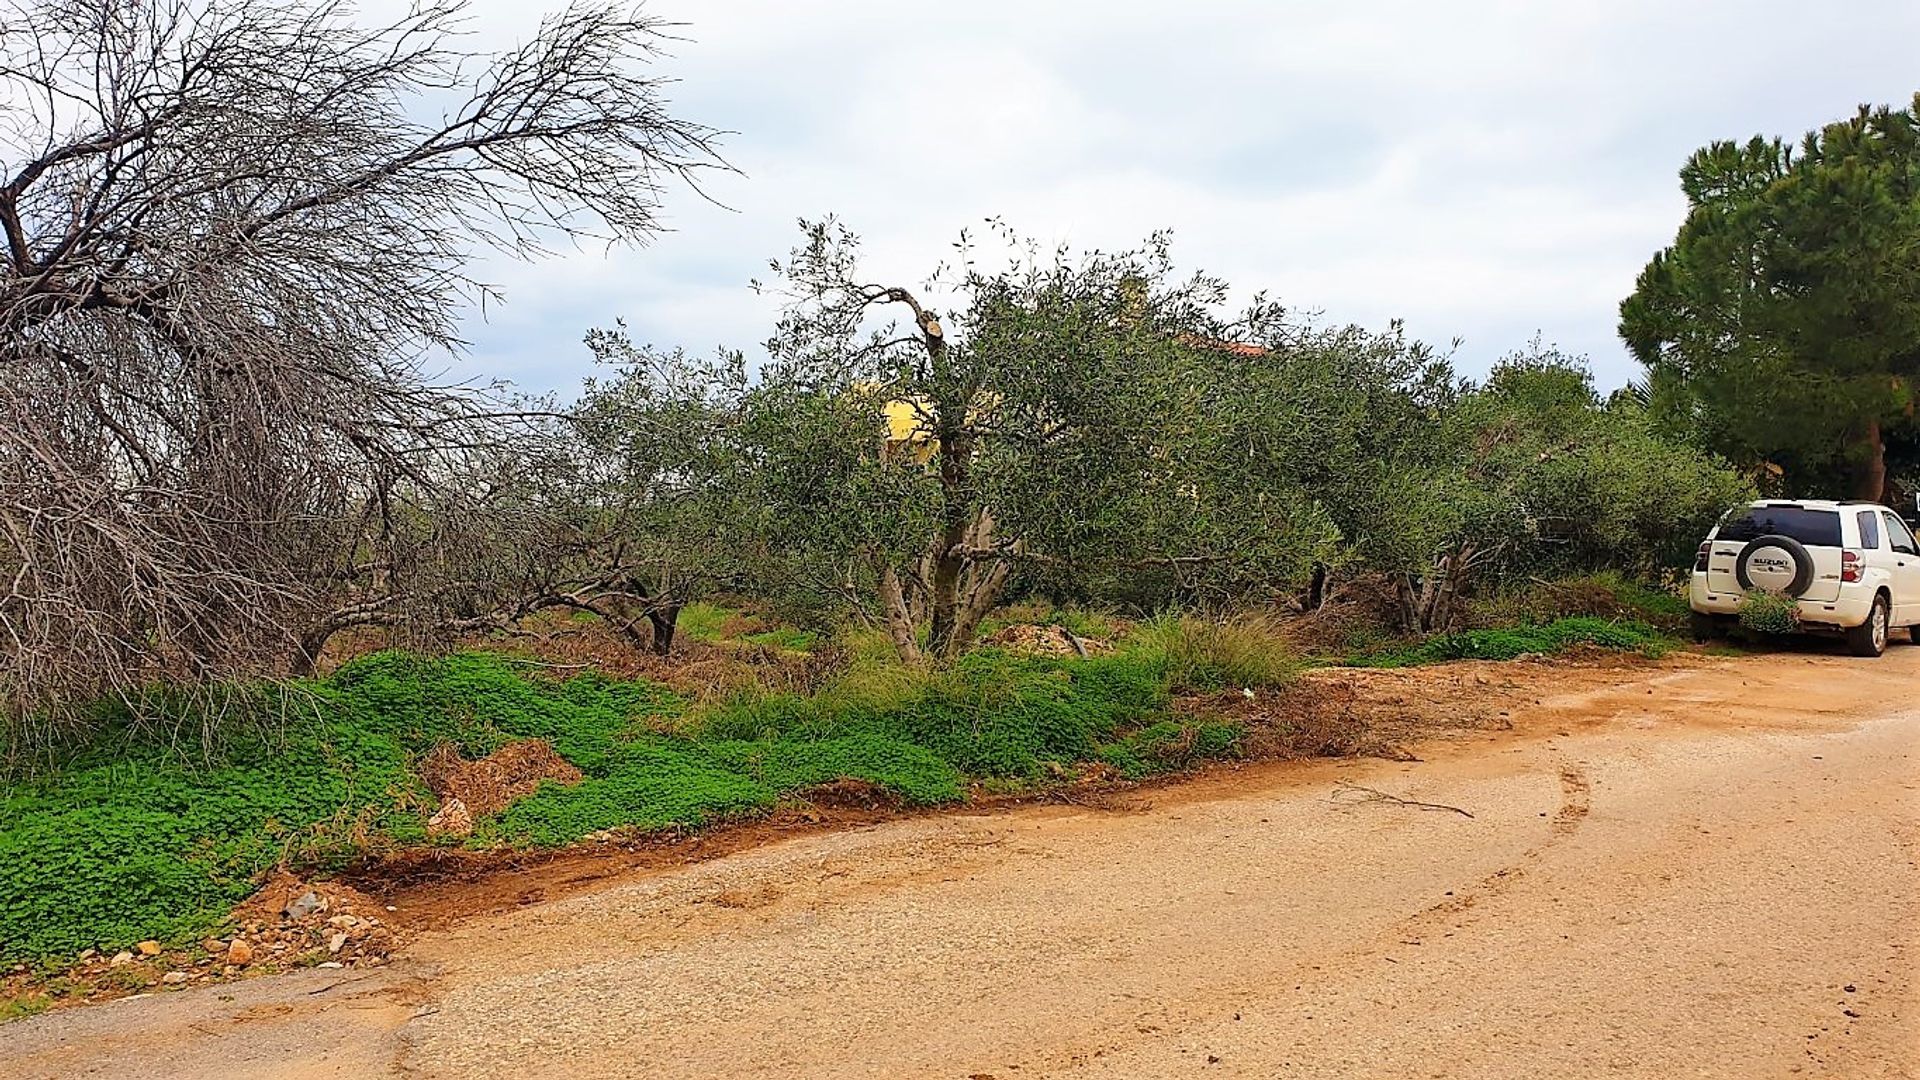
{"left": 0, "top": 0, "right": 724, "bottom": 746}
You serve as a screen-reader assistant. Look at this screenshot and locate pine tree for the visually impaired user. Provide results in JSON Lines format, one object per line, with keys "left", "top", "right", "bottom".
{"left": 1621, "top": 93, "right": 1920, "bottom": 500}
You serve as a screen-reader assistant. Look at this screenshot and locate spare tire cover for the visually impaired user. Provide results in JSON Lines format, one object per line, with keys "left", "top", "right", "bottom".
{"left": 1735, "top": 534, "right": 1815, "bottom": 597}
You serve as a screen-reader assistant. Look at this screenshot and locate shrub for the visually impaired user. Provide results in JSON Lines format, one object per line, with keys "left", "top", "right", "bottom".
{"left": 1354, "top": 616, "right": 1673, "bottom": 667}
{"left": 743, "top": 627, "right": 818, "bottom": 652}
{"left": 673, "top": 601, "right": 741, "bottom": 643}
{"left": 687, "top": 647, "right": 1170, "bottom": 779}
{"left": 1469, "top": 571, "right": 1689, "bottom": 632}
{"left": 1737, "top": 590, "right": 1801, "bottom": 635}
{"left": 977, "top": 601, "right": 1130, "bottom": 644}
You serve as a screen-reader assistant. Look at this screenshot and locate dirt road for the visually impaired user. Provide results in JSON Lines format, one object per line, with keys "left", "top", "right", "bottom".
{"left": 6, "top": 649, "right": 1917, "bottom": 1079}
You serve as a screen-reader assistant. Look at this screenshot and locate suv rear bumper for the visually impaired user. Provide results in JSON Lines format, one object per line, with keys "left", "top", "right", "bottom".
{"left": 1689, "top": 574, "right": 1876, "bottom": 629}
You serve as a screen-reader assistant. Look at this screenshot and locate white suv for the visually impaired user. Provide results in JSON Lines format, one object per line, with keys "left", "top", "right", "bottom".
{"left": 1688, "top": 499, "right": 1920, "bottom": 657}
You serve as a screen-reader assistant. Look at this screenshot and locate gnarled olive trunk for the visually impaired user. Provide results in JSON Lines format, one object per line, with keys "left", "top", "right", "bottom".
{"left": 645, "top": 605, "right": 681, "bottom": 656}
{"left": 1396, "top": 543, "right": 1481, "bottom": 634}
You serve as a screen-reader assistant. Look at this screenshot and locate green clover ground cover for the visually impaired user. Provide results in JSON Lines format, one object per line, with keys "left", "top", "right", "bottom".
{"left": 0, "top": 648, "right": 1223, "bottom": 962}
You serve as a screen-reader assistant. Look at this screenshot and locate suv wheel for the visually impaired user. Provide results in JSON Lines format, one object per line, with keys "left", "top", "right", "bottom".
{"left": 1847, "top": 594, "right": 1890, "bottom": 658}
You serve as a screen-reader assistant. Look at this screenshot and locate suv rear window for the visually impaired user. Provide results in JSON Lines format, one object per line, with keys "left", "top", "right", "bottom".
{"left": 1717, "top": 505, "right": 1843, "bottom": 548}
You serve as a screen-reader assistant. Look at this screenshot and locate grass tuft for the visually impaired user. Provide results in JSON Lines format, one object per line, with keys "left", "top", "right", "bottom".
{"left": 1736, "top": 590, "right": 1801, "bottom": 636}
{"left": 1128, "top": 614, "right": 1298, "bottom": 692}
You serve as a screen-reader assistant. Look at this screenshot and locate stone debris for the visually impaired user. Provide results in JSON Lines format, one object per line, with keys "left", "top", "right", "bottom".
{"left": 5, "top": 870, "right": 400, "bottom": 1008}
{"left": 283, "top": 890, "right": 327, "bottom": 921}
{"left": 427, "top": 796, "right": 473, "bottom": 837}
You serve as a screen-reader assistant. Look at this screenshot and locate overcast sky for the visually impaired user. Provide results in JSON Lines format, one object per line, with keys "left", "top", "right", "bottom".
{"left": 400, "top": 0, "right": 1920, "bottom": 396}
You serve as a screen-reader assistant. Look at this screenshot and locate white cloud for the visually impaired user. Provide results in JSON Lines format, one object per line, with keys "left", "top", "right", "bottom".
{"left": 368, "top": 0, "right": 1920, "bottom": 395}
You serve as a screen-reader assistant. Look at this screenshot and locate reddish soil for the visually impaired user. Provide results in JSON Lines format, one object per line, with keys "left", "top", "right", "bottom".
{"left": 417, "top": 739, "right": 583, "bottom": 821}
{"left": 981, "top": 623, "right": 1115, "bottom": 656}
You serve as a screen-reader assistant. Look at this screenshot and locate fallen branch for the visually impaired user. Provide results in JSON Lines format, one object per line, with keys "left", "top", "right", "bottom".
{"left": 1330, "top": 780, "right": 1475, "bottom": 819}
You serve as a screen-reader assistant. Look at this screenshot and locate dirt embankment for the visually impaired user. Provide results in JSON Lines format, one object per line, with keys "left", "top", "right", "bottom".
{"left": 356, "top": 651, "right": 1700, "bottom": 930}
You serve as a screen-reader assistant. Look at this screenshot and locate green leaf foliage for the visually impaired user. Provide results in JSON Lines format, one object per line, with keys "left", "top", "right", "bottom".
{"left": 1099, "top": 719, "right": 1245, "bottom": 780}
{"left": 0, "top": 654, "right": 678, "bottom": 960}
{"left": 689, "top": 648, "right": 1170, "bottom": 779}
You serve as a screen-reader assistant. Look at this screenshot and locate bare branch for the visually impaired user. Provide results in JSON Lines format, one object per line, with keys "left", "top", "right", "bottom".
{"left": 0, "top": 0, "right": 723, "bottom": 746}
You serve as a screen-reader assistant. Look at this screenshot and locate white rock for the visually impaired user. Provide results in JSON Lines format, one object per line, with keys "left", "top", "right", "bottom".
{"left": 283, "top": 890, "right": 327, "bottom": 920}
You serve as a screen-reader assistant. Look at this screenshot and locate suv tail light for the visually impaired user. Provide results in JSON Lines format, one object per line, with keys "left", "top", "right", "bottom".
{"left": 1695, "top": 542, "right": 1711, "bottom": 571}
{"left": 1842, "top": 550, "right": 1863, "bottom": 583}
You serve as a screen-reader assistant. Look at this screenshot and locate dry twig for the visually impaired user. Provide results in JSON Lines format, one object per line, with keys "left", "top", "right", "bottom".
{"left": 1329, "top": 780, "right": 1475, "bottom": 818}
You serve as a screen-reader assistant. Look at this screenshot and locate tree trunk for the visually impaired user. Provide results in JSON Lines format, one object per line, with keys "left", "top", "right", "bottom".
{"left": 1393, "top": 572, "right": 1423, "bottom": 634}
{"left": 932, "top": 507, "right": 1012, "bottom": 659}
{"left": 1854, "top": 416, "right": 1889, "bottom": 502}
{"left": 949, "top": 549, "right": 1016, "bottom": 655}
{"left": 1395, "top": 546, "right": 1473, "bottom": 635}
{"left": 1306, "top": 563, "right": 1329, "bottom": 611}
{"left": 289, "top": 631, "right": 328, "bottom": 677}
{"left": 877, "top": 564, "right": 924, "bottom": 664}
{"left": 645, "top": 604, "right": 680, "bottom": 656}
{"left": 925, "top": 431, "right": 973, "bottom": 659}
{"left": 1428, "top": 543, "right": 1472, "bottom": 632}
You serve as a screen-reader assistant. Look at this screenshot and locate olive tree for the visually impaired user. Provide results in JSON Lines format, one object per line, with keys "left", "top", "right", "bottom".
{"left": 1457, "top": 345, "right": 1752, "bottom": 581}
{"left": 745, "top": 221, "right": 1324, "bottom": 661}
{"left": 1189, "top": 319, "right": 1462, "bottom": 614}
{"left": 567, "top": 330, "right": 763, "bottom": 654}
{"left": 1352, "top": 341, "right": 1751, "bottom": 633}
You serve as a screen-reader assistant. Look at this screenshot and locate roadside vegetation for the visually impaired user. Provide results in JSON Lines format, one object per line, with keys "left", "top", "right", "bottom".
{"left": 2, "top": 0, "right": 1911, "bottom": 1003}
{"left": 1, "top": 594, "right": 1681, "bottom": 967}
